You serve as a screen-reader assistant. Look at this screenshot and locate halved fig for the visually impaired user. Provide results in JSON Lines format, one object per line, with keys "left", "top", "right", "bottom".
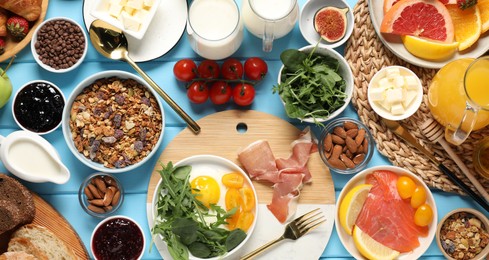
{"left": 314, "top": 6, "right": 349, "bottom": 43}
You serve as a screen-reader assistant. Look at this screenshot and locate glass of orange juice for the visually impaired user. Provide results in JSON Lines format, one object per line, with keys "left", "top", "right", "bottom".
{"left": 430, "top": 56, "right": 489, "bottom": 145}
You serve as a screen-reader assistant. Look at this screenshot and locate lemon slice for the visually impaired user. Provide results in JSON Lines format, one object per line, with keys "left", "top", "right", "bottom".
{"left": 401, "top": 35, "right": 459, "bottom": 61}
{"left": 339, "top": 183, "right": 372, "bottom": 235}
{"left": 353, "top": 226, "right": 401, "bottom": 260}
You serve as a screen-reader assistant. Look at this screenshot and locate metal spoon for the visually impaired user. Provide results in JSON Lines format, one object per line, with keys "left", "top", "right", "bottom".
{"left": 89, "top": 19, "right": 201, "bottom": 134}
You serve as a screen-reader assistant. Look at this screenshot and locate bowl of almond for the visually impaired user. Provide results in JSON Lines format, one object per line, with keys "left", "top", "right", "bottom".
{"left": 79, "top": 172, "right": 124, "bottom": 218}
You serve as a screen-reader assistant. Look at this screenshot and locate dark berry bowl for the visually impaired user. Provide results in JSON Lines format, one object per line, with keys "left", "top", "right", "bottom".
{"left": 31, "top": 17, "right": 88, "bottom": 73}
{"left": 61, "top": 70, "right": 165, "bottom": 173}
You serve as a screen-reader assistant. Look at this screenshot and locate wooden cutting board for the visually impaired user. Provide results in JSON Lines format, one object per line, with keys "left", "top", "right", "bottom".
{"left": 0, "top": 193, "right": 89, "bottom": 259}
{"left": 147, "top": 110, "right": 335, "bottom": 205}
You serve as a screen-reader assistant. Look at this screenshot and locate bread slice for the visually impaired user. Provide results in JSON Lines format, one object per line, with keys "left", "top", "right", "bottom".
{"left": 10, "top": 224, "right": 76, "bottom": 260}
{"left": 0, "top": 174, "right": 35, "bottom": 225}
{"left": 0, "top": 200, "right": 21, "bottom": 234}
{"left": 7, "top": 238, "right": 47, "bottom": 260}
{"left": 0, "top": 251, "right": 39, "bottom": 260}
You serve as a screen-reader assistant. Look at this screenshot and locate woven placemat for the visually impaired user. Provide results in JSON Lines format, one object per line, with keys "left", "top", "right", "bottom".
{"left": 344, "top": 0, "right": 489, "bottom": 196}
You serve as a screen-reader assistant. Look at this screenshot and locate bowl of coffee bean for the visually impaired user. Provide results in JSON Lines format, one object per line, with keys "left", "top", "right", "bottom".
{"left": 31, "top": 17, "right": 87, "bottom": 73}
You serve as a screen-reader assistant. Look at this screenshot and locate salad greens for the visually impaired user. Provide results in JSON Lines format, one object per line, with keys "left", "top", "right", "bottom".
{"left": 273, "top": 47, "right": 348, "bottom": 124}
{"left": 151, "top": 162, "right": 246, "bottom": 260}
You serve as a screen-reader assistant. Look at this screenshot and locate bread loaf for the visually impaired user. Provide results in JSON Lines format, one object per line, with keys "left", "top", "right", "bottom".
{"left": 0, "top": 0, "right": 42, "bottom": 21}
{"left": 7, "top": 238, "right": 47, "bottom": 260}
{"left": 9, "top": 224, "right": 76, "bottom": 260}
{"left": 0, "top": 251, "right": 38, "bottom": 260}
{"left": 0, "top": 8, "right": 7, "bottom": 37}
{"left": 0, "top": 200, "right": 21, "bottom": 235}
{"left": 0, "top": 174, "right": 35, "bottom": 227}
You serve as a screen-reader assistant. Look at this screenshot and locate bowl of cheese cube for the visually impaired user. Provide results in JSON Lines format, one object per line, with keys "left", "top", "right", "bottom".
{"left": 367, "top": 66, "right": 423, "bottom": 121}
{"left": 90, "top": 0, "right": 162, "bottom": 40}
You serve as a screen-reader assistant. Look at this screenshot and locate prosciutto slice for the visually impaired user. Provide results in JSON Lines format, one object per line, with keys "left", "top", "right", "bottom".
{"left": 238, "top": 127, "right": 316, "bottom": 223}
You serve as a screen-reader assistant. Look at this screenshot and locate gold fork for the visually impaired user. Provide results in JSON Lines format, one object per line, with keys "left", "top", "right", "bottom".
{"left": 240, "top": 208, "right": 326, "bottom": 260}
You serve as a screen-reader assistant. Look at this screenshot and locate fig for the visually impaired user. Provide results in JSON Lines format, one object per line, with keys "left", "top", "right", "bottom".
{"left": 314, "top": 6, "right": 349, "bottom": 43}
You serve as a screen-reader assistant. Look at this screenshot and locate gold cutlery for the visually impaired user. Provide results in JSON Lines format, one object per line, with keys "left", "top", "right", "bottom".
{"left": 240, "top": 208, "right": 325, "bottom": 260}
{"left": 88, "top": 19, "right": 201, "bottom": 134}
{"left": 382, "top": 118, "right": 489, "bottom": 212}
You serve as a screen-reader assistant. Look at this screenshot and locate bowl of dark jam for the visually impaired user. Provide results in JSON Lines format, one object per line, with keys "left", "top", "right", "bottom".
{"left": 12, "top": 80, "right": 65, "bottom": 135}
{"left": 91, "top": 215, "right": 145, "bottom": 260}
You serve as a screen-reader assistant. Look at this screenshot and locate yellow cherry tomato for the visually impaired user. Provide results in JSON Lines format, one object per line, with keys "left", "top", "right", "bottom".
{"left": 396, "top": 176, "right": 417, "bottom": 199}
{"left": 241, "top": 186, "right": 255, "bottom": 212}
{"left": 226, "top": 209, "right": 241, "bottom": 230}
{"left": 414, "top": 204, "right": 433, "bottom": 227}
{"left": 235, "top": 211, "right": 254, "bottom": 232}
{"left": 222, "top": 172, "right": 244, "bottom": 189}
{"left": 410, "top": 186, "right": 427, "bottom": 208}
{"left": 225, "top": 188, "right": 243, "bottom": 211}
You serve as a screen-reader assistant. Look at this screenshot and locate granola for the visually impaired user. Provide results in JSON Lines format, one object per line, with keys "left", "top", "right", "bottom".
{"left": 439, "top": 211, "right": 489, "bottom": 260}
{"left": 69, "top": 77, "right": 163, "bottom": 168}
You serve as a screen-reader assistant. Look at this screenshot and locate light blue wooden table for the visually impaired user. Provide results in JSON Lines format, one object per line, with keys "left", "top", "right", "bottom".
{"left": 0, "top": 0, "right": 485, "bottom": 259}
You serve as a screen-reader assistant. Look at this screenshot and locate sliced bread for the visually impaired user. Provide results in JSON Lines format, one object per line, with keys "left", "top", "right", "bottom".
{"left": 10, "top": 224, "right": 76, "bottom": 260}
{"left": 7, "top": 237, "right": 47, "bottom": 260}
{"left": 0, "top": 200, "right": 21, "bottom": 235}
{"left": 0, "top": 174, "right": 35, "bottom": 225}
{"left": 0, "top": 251, "right": 39, "bottom": 260}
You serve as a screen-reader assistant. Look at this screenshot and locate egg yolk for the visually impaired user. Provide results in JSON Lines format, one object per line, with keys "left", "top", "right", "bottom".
{"left": 190, "top": 176, "right": 221, "bottom": 208}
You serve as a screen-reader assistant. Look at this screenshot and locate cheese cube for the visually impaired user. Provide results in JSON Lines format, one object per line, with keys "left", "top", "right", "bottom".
{"left": 126, "top": 0, "right": 144, "bottom": 9}
{"left": 391, "top": 103, "right": 405, "bottom": 115}
{"left": 404, "top": 76, "right": 419, "bottom": 90}
{"left": 123, "top": 6, "right": 135, "bottom": 15}
{"left": 378, "top": 77, "right": 390, "bottom": 88}
{"left": 370, "top": 87, "right": 385, "bottom": 101}
{"left": 386, "top": 88, "right": 403, "bottom": 104}
{"left": 144, "top": 0, "right": 154, "bottom": 7}
{"left": 385, "top": 67, "right": 401, "bottom": 78}
{"left": 402, "top": 90, "right": 417, "bottom": 108}
{"left": 121, "top": 11, "right": 141, "bottom": 31}
{"left": 393, "top": 75, "right": 405, "bottom": 88}
{"left": 134, "top": 8, "right": 149, "bottom": 20}
{"left": 377, "top": 99, "right": 391, "bottom": 112}
{"left": 108, "top": 3, "right": 124, "bottom": 18}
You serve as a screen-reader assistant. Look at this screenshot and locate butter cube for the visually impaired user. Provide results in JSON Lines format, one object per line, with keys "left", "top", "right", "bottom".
{"left": 385, "top": 67, "right": 401, "bottom": 78}
{"left": 121, "top": 11, "right": 141, "bottom": 31}
{"left": 127, "top": 0, "right": 144, "bottom": 9}
{"left": 377, "top": 99, "right": 391, "bottom": 112}
{"left": 391, "top": 103, "right": 405, "bottom": 115}
{"left": 123, "top": 6, "right": 135, "bottom": 15}
{"left": 404, "top": 76, "right": 419, "bottom": 90}
{"left": 378, "top": 77, "right": 390, "bottom": 88}
{"left": 108, "top": 2, "right": 124, "bottom": 18}
{"left": 134, "top": 8, "right": 149, "bottom": 21}
{"left": 386, "top": 88, "right": 403, "bottom": 104}
{"left": 370, "top": 87, "right": 385, "bottom": 101}
{"left": 393, "top": 76, "right": 405, "bottom": 88}
{"left": 402, "top": 90, "right": 417, "bottom": 108}
{"left": 144, "top": 0, "right": 154, "bottom": 7}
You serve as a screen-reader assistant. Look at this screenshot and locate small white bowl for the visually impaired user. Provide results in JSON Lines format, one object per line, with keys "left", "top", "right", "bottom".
{"left": 12, "top": 80, "right": 65, "bottom": 135}
{"left": 277, "top": 45, "right": 353, "bottom": 123}
{"left": 299, "top": 0, "right": 354, "bottom": 49}
{"left": 335, "top": 165, "right": 437, "bottom": 259}
{"left": 61, "top": 70, "right": 165, "bottom": 173}
{"left": 91, "top": 215, "right": 145, "bottom": 260}
{"left": 90, "top": 0, "right": 162, "bottom": 40}
{"left": 367, "top": 66, "right": 423, "bottom": 121}
{"left": 31, "top": 17, "right": 88, "bottom": 73}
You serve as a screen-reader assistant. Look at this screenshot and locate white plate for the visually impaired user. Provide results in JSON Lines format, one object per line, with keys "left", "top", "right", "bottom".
{"left": 83, "top": 0, "right": 187, "bottom": 62}
{"left": 335, "top": 165, "right": 438, "bottom": 259}
{"left": 368, "top": 0, "right": 489, "bottom": 69}
{"left": 147, "top": 155, "right": 335, "bottom": 260}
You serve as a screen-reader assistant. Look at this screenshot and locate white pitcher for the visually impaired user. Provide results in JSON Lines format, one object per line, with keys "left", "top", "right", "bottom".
{"left": 242, "top": 0, "right": 299, "bottom": 52}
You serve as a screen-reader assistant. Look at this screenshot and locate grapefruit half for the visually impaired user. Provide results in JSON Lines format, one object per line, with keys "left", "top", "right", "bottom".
{"left": 380, "top": 0, "right": 455, "bottom": 43}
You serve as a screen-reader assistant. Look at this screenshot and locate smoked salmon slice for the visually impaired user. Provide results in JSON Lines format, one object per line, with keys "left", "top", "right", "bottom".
{"left": 355, "top": 170, "right": 429, "bottom": 253}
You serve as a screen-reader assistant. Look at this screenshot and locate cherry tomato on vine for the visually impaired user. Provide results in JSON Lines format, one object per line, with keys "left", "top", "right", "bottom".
{"left": 209, "top": 81, "right": 232, "bottom": 105}
{"left": 233, "top": 83, "right": 255, "bottom": 106}
{"left": 187, "top": 82, "right": 209, "bottom": 104}
{"left": 221, "top": 58, "right": 244, "bottom": 80}
{"left": 173, "top": 59, "right": 197, "bottom": 82}
{"left": 244, "top": 57, "right": 268, "bottom": 81}
{"left": 198, "top": 60, "right": 220, "bottom": 79}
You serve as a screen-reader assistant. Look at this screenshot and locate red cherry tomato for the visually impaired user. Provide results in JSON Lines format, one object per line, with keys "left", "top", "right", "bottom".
{"left": 197, "top": 60, "right": 220, "bottom": 79}
{"left": 233, "top": 83, "right": 255, "bottom": 106}
{"left": 244, "top": 57, "right": 268, "bottom": 81}
{"left": 221, "top": 58, "right": 244, "bottom": 80}
{"left": 209, "top": 81, "right": 232, "bottom": 105}
{"left": 173, "top": 59, "right": 197, "bottom": 82}
{"left": 187, "top": 82, "right": 209, "bottom": 104}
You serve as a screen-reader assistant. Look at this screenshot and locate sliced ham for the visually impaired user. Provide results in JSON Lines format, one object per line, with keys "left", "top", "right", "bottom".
{"left": 238, "top": 127, "right": 316, "bottom": 223}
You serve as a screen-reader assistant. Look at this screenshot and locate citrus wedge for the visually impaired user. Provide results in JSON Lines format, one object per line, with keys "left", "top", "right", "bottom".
{"left": 446, "top": 4, "right": 482, "bottom": 51}
{"left": 353, "top": 226, "right": 401, "bottom": 260}
{"left": 380, "top": 0, "right": 454, "bottom": 43}
{"left": 478, "top": 0, "right": 489, "bottom": 33}
{"left": 402, "top": 35, "right": 459, "bottom": 60}
{"left": 339, "top": 183, "right": 372, "bottom": 236}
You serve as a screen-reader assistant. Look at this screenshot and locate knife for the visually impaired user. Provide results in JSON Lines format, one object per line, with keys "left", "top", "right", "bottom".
{"left": 382, "top": 118, "right": 489, "bottom": 212}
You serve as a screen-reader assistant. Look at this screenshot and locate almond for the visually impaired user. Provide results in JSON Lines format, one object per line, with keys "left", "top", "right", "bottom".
{"left": 331, "top": 145, "right": 343, "bottom": 159}
{"left": 345, "top": 136, "right": 358, "bottom": 154}
{"left": 103, "top": 188, "right": 115, "bottom": 207}
{"left": 87, "top": 183, "right": 102, "bottom": 199}
{"left": 323, "top": 133, "right": 333, "bottom": 152}
{"left": 88, "top": 204, "right": 105, "bottom": 214}
{"left": 344, "top": 121, "right": 358, "bottom": 130}
{"left": 333, "top": 126, "right": 347, "bottom": 139}
{"left": 340, "top": 154, "right": 356, "bottom": 168}
{"left": 111, "top": 190, "right": 121, "bottom": 206}
{"left": 355, "top": 129, "right": 366, "bottom": 145}
{"left": 332, "top": 134, "right": 345, "bottom": 145}
{"left": 93, "top": 177, "right": 107, "bottom": 193}
{"left": 346, "top": 129, "right": 358, "bottom": 138}
{"left": 89, "top": 199, "right": 105, "bottom": 207}
{"left": 327, "top": 157, "right": 347, "bottom": 170}
{"left": 353, "top": 153, "right": 366, "bottom": 164}
{"left": 84, "top": 186, "right": 94, "bottom": 200}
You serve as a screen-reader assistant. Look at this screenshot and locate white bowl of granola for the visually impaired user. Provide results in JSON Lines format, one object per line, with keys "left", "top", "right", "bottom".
{"left": 62, "top": 70, "right": 165, "bottom": 173}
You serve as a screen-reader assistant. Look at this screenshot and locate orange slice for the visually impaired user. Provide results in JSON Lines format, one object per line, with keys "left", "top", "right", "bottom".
{"left": 446, "top": 4, "right": 482, "bottom": 51}
{"left": 478, "top": 0, "right": 489, "bottom": 33}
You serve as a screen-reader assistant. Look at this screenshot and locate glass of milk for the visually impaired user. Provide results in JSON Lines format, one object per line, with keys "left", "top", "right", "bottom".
{"left": 242, "top": 0, "right": 299, "bottom": 52}
{"left": 187, "top": 0, "right": 243, "bottom": 60}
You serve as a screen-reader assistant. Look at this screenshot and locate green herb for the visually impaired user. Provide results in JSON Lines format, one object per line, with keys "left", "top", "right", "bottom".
{"left": 273, "top": 47, "right": 348, "bottom": 124}
{"left": 151, "top": 161, "right": 246, "bottom": 260}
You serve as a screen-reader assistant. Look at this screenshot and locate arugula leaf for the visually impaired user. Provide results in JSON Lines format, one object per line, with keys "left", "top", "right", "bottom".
{"left": 273, "top": 47, "right": 348, "bottom": 125}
